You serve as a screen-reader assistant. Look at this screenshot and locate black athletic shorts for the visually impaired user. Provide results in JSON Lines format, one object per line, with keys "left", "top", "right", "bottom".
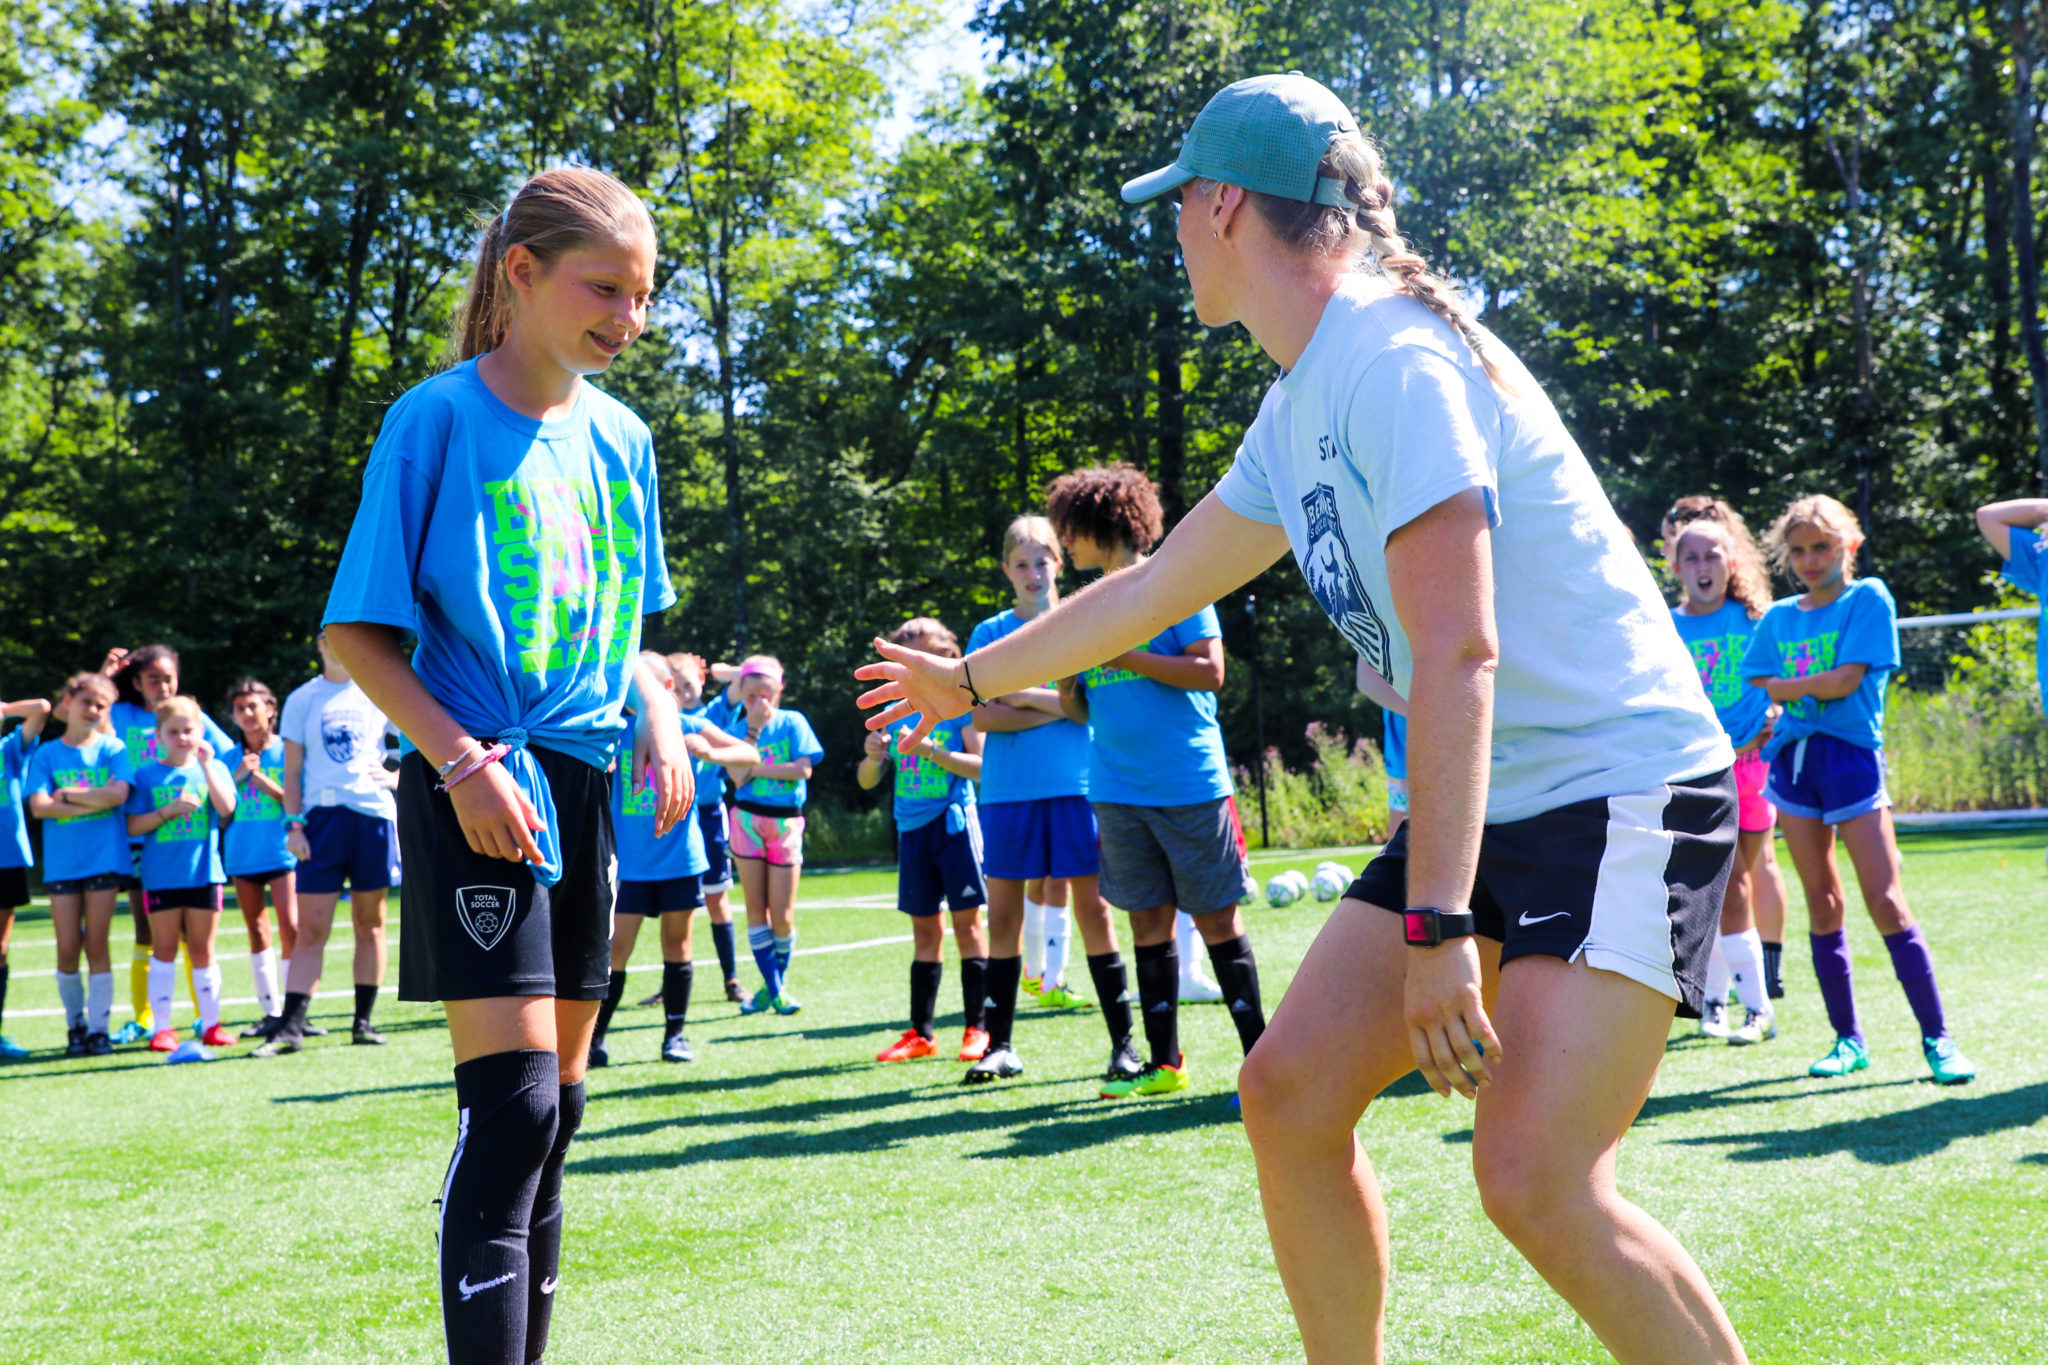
{"left": 396, "top": 746, "right": 617, "bottom": 1003}
{"left": 143, "top": 884, "right": 224, "bottom": 914}
{"left": 616, "top": 875, "right": 704, "bottom": 917}
{"left": 1348, "top": 769, "right": 1735, "bottom": 1018}
{"left": 0, "top": 865, "right": 27, "bottom": 910}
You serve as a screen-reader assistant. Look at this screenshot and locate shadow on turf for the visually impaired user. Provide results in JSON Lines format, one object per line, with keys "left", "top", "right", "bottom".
{"left": 1670, "top": 1081, "right": 2048, "bottom": 1165}
{"left": 274, "top": 1079, "right": 455, "bottom": 1104}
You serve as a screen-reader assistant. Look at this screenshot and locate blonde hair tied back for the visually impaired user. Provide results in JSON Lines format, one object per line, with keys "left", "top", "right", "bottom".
{"left": 1763, "top": 494, "right": 1865, "bottom": 585}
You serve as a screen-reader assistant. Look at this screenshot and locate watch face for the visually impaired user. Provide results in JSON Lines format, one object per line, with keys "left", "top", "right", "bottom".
{"left": 1403, "top": 910, "right": 1436, "bottom": 946}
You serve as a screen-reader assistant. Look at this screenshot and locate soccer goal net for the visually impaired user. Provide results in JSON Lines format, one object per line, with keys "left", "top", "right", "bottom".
{"left": 1889, "top": 606, "right": 2045, "bottom": 813}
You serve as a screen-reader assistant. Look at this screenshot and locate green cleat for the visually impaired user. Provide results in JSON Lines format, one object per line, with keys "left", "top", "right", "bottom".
{"left": 1923, "top": 1035, "right": 1976, "bottom": 1086}
{"left": 738, "top": 988, "right": 771, "bottom": 1015}
{"left": 0, "top": 1035, "right": 28, "bottom": 1061}
{"left": 770, "top": 992, "right": 803, "bottom": 1016}
{"left": 1808, "top": 1035, "right": 1869, "bottom": 1078}
{"left": 1101, "top": 1052, "right": 1189, "bottom": 1099}
{"left": 1021, "top": 975, "right": 1042, "bottom": 998}
{"left": 1038, "top": 985, "right": 1093, "bottom": 1011}
{"left": 110, "top": 1020, "right": 149, "bottom": 1047}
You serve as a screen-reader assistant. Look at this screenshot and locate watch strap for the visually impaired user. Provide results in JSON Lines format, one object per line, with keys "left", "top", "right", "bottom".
{"left": 1403, "top": 907, "right": 1478, "bottom": 947}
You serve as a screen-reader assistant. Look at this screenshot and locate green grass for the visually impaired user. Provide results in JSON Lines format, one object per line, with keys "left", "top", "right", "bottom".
{"left": 2, "top": 832, "right": 2045, "bottom": 1363}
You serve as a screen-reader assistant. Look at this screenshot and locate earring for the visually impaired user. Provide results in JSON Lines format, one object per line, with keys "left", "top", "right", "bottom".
{"left": 1211, "top": 230, "right": 1220, "bottom": 239}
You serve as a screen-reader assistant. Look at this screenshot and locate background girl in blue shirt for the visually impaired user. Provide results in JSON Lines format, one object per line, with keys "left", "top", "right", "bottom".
{"left": 27, "top": 673, "right": 133, "bottom": 1056}
{"left": 223, "top": 678, "right": 297, "bottom": 1034}
{"left": 1974, "top": 495, "right": 2048, "bottom": 719}
{"left": 318, "top": 167, "right": 693, "bottom": 1365}
{"left": 124, "top": 696, "right": 237, "bottom": 1054}
{"left": 1747, "top": 495, "right": 1975, "bottom": 1086}
{"left": 0, "top": 691, "right": 51, "bottom": 1059}
{"left": 720, "top": 656, "right": 824, "bottom": 1016}
{"left": 666, "top": 653, "right": 746, "bottom": 1003}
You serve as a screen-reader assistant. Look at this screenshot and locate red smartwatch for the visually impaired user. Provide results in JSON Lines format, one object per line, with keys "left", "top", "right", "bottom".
{"left": 1403, "top": 907, "right": 1477, "bottom": 948}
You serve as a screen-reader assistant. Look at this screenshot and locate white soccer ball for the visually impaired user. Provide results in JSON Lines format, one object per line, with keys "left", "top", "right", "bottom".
{"left": 1265, "top": 875, "right": 1300, "bottom": 907}
{"left": 1311, "top": 866, "right": 1350, "bottom": 902}
{"left": 1315, "top": 860, "right": 1350, "bottom": 879}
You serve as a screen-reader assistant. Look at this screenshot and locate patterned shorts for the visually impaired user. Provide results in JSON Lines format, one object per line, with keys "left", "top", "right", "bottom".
{"left": 730, "top": 808, "right": 805, "bottom": 867}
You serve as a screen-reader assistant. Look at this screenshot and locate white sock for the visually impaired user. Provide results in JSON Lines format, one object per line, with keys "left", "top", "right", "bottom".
{"left": 1704, "top": 935, "right": 1731, "bottom": 1006}
{"left": 194, "top": 964, "right": 223, "bottom": 1030}
{"left": 1021, "top": 899, "right": 1047, "bottom": 978}
{"left": 57, "top": 971, "right": 85, "bottom": 1029}
{"left": 251, "top": 948, "right": 281, "bottom": 1017}
{"left": 1721, "top": 930, "right": 1768, "bottom": 1016}
{"left": 87, "top": 972, "right": 115, "bottom": 1034}
{"left": 148, "top": 958, "right": 177, "bottom": 1035}
{"left": 1176, "top": 911, "right": 1210, "bottom": 985}
{"left": 1042, "top": 899, "right": 1072, "bottom": 993}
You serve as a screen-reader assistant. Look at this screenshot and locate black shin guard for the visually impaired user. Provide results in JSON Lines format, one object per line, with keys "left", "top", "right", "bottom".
{"left": 523, "top": 1076, "right": 584, "bottom": 1363}
{"left": 983, "top": 956, "right": 1022, "bottom": 1050}
{"left": 959, "top": 955, "right": 989, "bottom": 1032}
{"left": 710, "top": 919, "right": 737, "bottom": 983}
{"left": 1087, "top": 952, "right": 1133, "bottom": 1050}
{"left": 0, "top": 961, "right": 9, "bottom": 1029}
{"left": 279, "top": 990, "right": 312, "bottom": 1038}
{"left": 1207, "top": 934, "right": 1266, "bottom": 1055}
{"left": 909, "top": 959, "right": 943, "bottom": 1040}
{"left": 1762, "top": 940, "right": 1784, "bottom": 997}
{"left": 353, "top": 982, "right": 378, "bottom": 1026}
{"left": 1134, "top": 941, "right": 1179, "bottom": 1067}
{"left": 592, "top": 969, "right": 626, "bottom": 1044}
{"left": 439, "top": 1050, "right": 560, "bottom": 1365}
{"left": 661, "top": 961, "right": 693, "bottom": 1038}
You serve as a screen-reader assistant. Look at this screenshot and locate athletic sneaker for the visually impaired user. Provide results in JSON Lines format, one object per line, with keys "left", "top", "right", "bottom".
{"left": 1103, "top": 1039, "right": 1144, "bottom": 1082}
{"left": 111, "top": 1020, "right": 148, "bottom": 1047}
{"left": 65, "top": 1025, "right": 88, "bottom": 1057}
{"left": 148, "top": 1028, "right": 180, "bottom": 1053}
{"left": 301, "top": 1023, "right": 330, "bottom": 1038}
{"left": 1021, "top": 974, "right": 1042, "bottom": 998}
{"left": 200, "top": 1024, "right": 237, "bottom": 1049}
{"left": 166, "top": 1039, "right": 214, "bottom": 1065}
{"left": 770, "top": 992, "right": 802, "bottom": 1016}
{"left": 739, "top": 988, "right": 771, "bottom": 1015}
{"left": 876, "top": 1030, "right": 937, "bottom": 1062}
{"left": 1808, "top": 1035, "right": 1869, "bottom": 1078}
{"left": 1923, "top": 1035, "right": 1977, "bottom": 1086}
{"left": 352, "top": 1021, "right": 387, "bottom": 1046}
{"left": 637, "top": 985, "right": 664, "bottom": 1007}
{"left": 239, "top": 1016, "right": 281, "bottom": 1042}
{"left": 962, "top": 1045, "right": 1023, "bottom": 1084}
{"left": 85, "top": 1031, "right": 113, "bottom": 1057}
{"left": 1102, "top": 1053, "right": 1189, "bottom": 1099}
{"left": 958, "top": 1027, "right": 990, "bottom": 1063}
{"left": 1698, "top": 1000, "right": 1731, "bottom": 1039}
{"left": 1726, "top": 1009, "right": 1776, "bottom": 1046}
{"left": 1179, "top": 973, "right": 1224, "bottom": 1004}
{"left": 587, "top": 1039, "right": 611, "bottom": 1069}
{"left": 661, "top": 1034, "right": 696, "bottom": 1064}
{"left": 250, "top": 1031, "right": 304, "bottom": 1058}
{"left": 1039, "top": 985, "right": 1093, "bottom": 1011}
{"left": 724, "top": 978, "right": 746, "bottom": 1004}
{"left": 0, "top": 1036, "right": 28, "bottom": 1061}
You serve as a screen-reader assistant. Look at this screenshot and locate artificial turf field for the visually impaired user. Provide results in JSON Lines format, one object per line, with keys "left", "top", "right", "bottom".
{"left": 2, "top": 829, "right": 2044, "bottom": 1364}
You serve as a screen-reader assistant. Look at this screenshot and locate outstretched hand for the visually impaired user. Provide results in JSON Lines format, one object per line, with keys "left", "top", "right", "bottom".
{"left": 854, "top": 638, "right": 969, "bottom": 754}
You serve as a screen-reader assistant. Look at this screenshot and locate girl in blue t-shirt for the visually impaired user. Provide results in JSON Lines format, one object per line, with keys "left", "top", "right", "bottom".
{"left": 858, "top": 620, "right": 995, "bottom": 1070}
{"left": 318, "top": 167, "right": 692, "bottom": 1365}
{"left": 721, "top": 655, "right": 824, "bottom": 1016}
{"left": 667, "top": 653, "right": 746, "bottom": 1003}
{"left": 124, "top": 696, "right": 238, "bottom": 1053}
{"left": 26, "top": 673, "right": 133, "bottom": 1056}
{"left": 1975, "top": 496, "right": 2048, "bottom": 718}
{"left": 223, "top": 678, "right": 298, "bottom": 1034}
{"left": 1745, "top": 495, "right": 1974, "bottom": 1085}
{"left": 0, "top": 691, "right": 52, "bottom": 1059}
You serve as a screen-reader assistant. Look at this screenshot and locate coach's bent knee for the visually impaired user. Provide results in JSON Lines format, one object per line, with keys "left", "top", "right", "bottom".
{"left": 1472, "top": 1132, "right": 1593, "bottom": 1251}
{"left": 1239, "top": 1034, "right": 1359, "bottom": 1147}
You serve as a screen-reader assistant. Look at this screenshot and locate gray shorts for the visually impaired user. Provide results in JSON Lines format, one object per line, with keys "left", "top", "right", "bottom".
{"left": 1093, "top": 796, "right": 1254, "bottom": 915}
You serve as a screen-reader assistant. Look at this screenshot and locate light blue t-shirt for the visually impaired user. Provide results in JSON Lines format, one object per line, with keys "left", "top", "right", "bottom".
{"left": 124, "top": 759, "right": 230, "bottom": 890}
{"left": 322, "top": 361, "right": 677, "bottom": 884}
{"left": 966, "top": 610, "right": 1091, "bottom": 804}
{"left": 221, "top": 737, "right": 296, "bottom": 878}
{"left": 27, "top": 734, "right": 135, "bottom": 882}
{"left": 722, "top": 707, "right": 824, "bottom": 811}
{"left": 1742, "top": 579, "right": 1900, "bottom": 758}
{"left": 2002, "top": 526, "right": 2048, "bottom": 715}
{"left": 110, "top": 700, "right": 235, "bottom": 849}
{"left": 1215, "top": 280, "right": 1730, "bottom": 823}
{"left": 1382, "top": 712, "right": 1406, "bottom": 782}
{"left": 885, "top": 714, "right": 977, "bottom": 832}
{"left": 1670, "top": 601, "right": 1772, "bottom": 750}
{"left": 614, "top": 712, "right": 710, "bottom": 882}
{"left": 1075, "top": 607, "right": 1233, "bottom": 808}
{"left": 1, "top": 727, "right": 39, "bottom": 870}
{"left": 689, "top": 695, "right": 741, "bottom": 810}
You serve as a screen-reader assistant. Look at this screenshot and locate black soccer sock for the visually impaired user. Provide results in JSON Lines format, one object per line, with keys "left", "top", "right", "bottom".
{"left": 909, "top": 959, "right": 943, "bottom": 1040}
{"left": 710, "top": 919, "right": 738, "bottom": 983}
{"left": 523, "top": 1075, "right": 583, "bottom": 1363}
{"left": 661, "top": 961, "right": 693, "bottom": 1039}
{"left": 0, "top": 961, "right": 9, "bottom": 1030}
{"left": 983, "top": 956, "right": 1023, "bottom": 1051}
{"left": 1134, "top": 941, "right": 1180, "bottom": 1067}
{"left": 592, "top": 970, "right": 627, "bottom": 1044}
{"left": 1207, "top": 934, "right": 1267, "bottom": 1056}
{"left": 280, "top": 990, "right": 312, "bottom": 1037}
{"left": 1087, "top": 952, "right": 1133, "bottom": 1051}
{"left": 960, "top": 955, "right": 989, "bottom": 1032}
{"left": 440, "top": 1049, "right": 559, "bottom": 1365}
{"left": 1762, "top": 940, "right": 1784, "bottom": 996}
{"left": 353, "top": 983, "right": 378, "bottom": 1027}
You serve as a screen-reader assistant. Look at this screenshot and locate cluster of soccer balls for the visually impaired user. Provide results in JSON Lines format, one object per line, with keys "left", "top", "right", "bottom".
{"left": 1264, "top": 861, "right": 1354, "bottom": 907}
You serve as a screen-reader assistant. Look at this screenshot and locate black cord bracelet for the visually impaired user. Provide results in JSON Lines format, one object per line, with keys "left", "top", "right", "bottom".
{"left": 959, "top": 657, "right": 987, "bottom": 708}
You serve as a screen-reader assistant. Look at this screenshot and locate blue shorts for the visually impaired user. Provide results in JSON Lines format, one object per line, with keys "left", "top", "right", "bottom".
{"left": 696, "top": 804, "right": 731, "bottom": 893}
{"left": 1765, "top": 734, "right": 1890, "bottom": 825}
{"left": 978, "top": 795, "right": 1100, "bottom": 882}
{"left": 616, "top": 875, "right": 705, "bottom": 917}
{"left": 897, "top": 809, "right": 987, "bottom": 917}
{"left": 299, "top": 805, "right": 400, "bottom": 895}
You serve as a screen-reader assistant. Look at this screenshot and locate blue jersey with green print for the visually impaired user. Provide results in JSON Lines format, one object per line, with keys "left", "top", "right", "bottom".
{"left": 689, "top": 694, "right": 740, "bottom": 810}
{"left": 1742, "top": 578, "right": 1899, "bottom": 758}
{"left": 722, "top": 707, "right": 823, "bottom": 811}
{"left": 2001, "top": 525, "right": 2048, "bottom": 715}
{"left": 123, "top": 758, "right": 229, "bottom": 889}
{"left": 221, "top": 737, "right": 296, "bottom": 878}
{"left": 614, "top": 711, "right": 709, "bottom": 882}
{"left": 1075, "top": 605, "right": 1232, "bottom": 807}
{"left": 886, "top": 713, "right": 976, "bottom": 831}
{"left": 1670, "top": 601, "right": 1771, "bottom": 750}
{"left": 27, "top": 733, "right": 134, "bottom": 882}
{"left": 1, "top": 727, "right": 39, "bottom": 870}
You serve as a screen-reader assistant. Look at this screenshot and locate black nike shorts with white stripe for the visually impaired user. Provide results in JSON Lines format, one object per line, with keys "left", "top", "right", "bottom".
{"left": 1347, "top": 768, "right": 1735, "bottom": 1018}
{"left": 396, "top": 747, "right": 617, "bottom": 1003}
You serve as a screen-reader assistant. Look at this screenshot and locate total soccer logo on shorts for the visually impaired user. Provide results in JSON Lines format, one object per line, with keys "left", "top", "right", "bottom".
{"left": 456, "top": 885, "right": 518, "bottom": 951}
{"left": 1299, "top": 482, "right": 1391, "bottom": 679}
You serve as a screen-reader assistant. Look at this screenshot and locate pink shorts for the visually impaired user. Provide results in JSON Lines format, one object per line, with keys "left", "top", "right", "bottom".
{"left": 729, "top": 809, "right": 805, "bottom": 867}
{"left": 1734, "top": 752, "right": 1776, "bottom": 833}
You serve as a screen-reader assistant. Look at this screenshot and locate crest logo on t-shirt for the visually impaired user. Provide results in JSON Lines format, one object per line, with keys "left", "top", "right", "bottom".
{"left": 456, "top": 885, "right": 518, "bottom": 951}
{"left": 321, "top": 710, "right": 366, "bottom": 766}
{"left": 1300, "top": 483, "right": 1391, "bottom": 679}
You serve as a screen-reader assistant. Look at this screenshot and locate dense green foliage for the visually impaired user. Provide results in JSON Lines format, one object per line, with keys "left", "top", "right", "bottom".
{"left": 2, "top": 0, "right": 2045, "bottom": 802}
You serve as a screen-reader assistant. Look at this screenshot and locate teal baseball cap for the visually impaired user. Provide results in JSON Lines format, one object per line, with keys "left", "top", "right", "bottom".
{"left": 1121, "top": 73, "right": 1358, "bottom": 207}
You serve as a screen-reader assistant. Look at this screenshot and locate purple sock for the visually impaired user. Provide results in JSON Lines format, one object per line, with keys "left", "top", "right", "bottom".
{"left": 1883, "top": 925, "right": 1948, "bottom": 1041}
{"left": 1809, "top": 931, "right": 1862, "bottom": 1042}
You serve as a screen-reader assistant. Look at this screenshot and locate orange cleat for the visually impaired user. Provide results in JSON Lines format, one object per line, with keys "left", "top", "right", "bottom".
{"left": 958, "top": 1027, "right": 990, "bottom": 1063}
{"left": 148, "top": 1029, "right": 180, "bottom": 1053}
{"left": 876, "top": 1030, "right": 938, "bottom": 1062}
{"left": 199, "top": 1024, "right": 237, "bottom": 1049}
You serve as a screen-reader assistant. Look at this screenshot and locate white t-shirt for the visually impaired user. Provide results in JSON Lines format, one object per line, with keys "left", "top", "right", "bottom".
{"left": 1215, "top": 279, "right": 1731, "bottom": 823}
{"left": 279, "top": 676, "right": 398, "bottom": 820}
